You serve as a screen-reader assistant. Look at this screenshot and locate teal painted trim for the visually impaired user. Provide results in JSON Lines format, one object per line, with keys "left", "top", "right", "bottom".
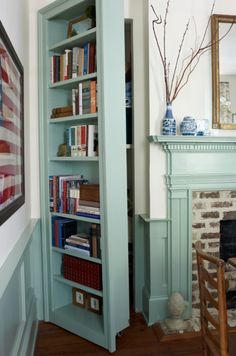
{"left": 142, "top": 287, "right": 168, "bottom": 326}
{"left": 134, "top": 215, "right": 145, "bottom": 312}
{"left": 149, "top": 135, "right": 236, "bottom": 144}
{"left": 137, "top": 216, "right": 169, "bottom": 324}
{"left": 150, "top": 137, "right": 236, "bottom": 320}
{"left": 96, "top": 0, "right": 129, "bottom": 352}
{"left": 0, "top": 219, "right": 39, "bottom": 299}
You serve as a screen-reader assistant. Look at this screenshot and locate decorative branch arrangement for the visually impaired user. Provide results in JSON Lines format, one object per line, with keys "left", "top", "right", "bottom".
{"left": 151, "top": 0, "right": 233, "bottom": 104}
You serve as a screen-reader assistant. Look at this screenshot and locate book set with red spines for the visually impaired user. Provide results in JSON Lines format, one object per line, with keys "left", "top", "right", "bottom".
{"left": 63, "top": 254, "right": 102, "bottom": 290}
{"left": 51, "top": 42, "right": 96, "bottom": 84}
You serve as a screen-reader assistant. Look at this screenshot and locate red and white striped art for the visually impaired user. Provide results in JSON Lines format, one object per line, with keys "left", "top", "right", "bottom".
{"left": 0, "top": 21, "right": 24, "bottom": 225}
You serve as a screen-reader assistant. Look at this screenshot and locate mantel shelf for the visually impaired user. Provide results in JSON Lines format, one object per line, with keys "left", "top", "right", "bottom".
{"left": 148, "top": 135, "right": 236, "bottom": 144}
{"left": 148, "top": 135, "right": 236, "bottom": 153}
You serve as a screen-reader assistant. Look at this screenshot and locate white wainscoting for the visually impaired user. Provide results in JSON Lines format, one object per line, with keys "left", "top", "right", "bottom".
{"left": 0, "top": 219, "right": 43, "bottom": 356}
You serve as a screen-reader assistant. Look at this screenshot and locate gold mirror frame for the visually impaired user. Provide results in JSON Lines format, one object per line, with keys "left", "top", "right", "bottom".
{"left": 211, "top": 14, "right": 236, "bottom": 129}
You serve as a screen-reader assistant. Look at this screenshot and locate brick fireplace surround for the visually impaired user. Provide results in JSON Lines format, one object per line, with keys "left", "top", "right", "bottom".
{"left": 149, "top": 136, "right": 236, "bottom": 324}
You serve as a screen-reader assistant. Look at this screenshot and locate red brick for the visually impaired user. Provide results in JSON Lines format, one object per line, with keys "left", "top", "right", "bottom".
{"left": 223, "top": 211, "right": 236, "bottom": 220}
{"left": 192, "top": 223, "right": 205, "bottom": 229}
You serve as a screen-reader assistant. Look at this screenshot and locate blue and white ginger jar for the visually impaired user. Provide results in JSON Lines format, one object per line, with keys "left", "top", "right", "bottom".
{"left": 180, "top": 116, "right": 197, "bottom": 136}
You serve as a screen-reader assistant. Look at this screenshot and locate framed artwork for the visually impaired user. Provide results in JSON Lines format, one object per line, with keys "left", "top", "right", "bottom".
{"left": 0, "top": 21, "right": 24, "bottom": 225}
{"left": 87, "top": 293, "right": 102, "bottom": 314}
{"left": 72, "top": 288, "right": 87, "bottom": 308}
{"left": 67, "top": 15, "right": 93, "bottom": 38}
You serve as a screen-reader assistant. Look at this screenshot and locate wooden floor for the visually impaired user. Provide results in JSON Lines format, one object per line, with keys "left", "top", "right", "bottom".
{"left": 34, "top": 312, "right": 203, "bottom": 356}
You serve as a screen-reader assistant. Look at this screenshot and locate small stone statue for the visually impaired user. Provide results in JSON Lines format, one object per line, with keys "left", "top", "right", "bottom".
{"left": 165, "top": 292, "right": 189, "bottom": 332}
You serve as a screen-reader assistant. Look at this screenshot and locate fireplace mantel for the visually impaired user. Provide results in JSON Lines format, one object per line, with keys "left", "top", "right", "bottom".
{"left": 146, "top": 135, "right": 236, "bottom": 320}
{"left": 149, "top": 135, "right": 236, "bottom": 151}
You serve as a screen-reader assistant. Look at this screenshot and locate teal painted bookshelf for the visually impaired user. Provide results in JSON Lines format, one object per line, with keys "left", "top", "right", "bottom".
{"left": 38, "top": 0, "right": 129, "bottom": 352}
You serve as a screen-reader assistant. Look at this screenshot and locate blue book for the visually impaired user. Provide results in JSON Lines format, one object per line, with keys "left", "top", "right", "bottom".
{"left": 83, "top": 43, "right": 89, "bottom": 75}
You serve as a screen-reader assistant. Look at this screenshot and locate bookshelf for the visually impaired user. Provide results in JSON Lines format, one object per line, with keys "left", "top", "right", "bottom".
{"left": 38, "top": 0, "right": 129, "bottom": 352}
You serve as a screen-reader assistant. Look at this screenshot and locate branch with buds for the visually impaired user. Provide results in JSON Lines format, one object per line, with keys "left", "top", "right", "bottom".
{"left": 151, "top": 0, "right": 233, "bottom": 104}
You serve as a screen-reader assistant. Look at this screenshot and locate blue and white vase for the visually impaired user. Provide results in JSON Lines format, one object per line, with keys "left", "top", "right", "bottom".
{"left": 180, "top": 116, "right": 197, "bottom": 136}
{"left": 162, "top": 102, "right": 176, "bottom": 136}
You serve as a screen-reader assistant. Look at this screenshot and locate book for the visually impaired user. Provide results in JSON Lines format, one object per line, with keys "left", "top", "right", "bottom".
{"left": 90, "top": 223, "right": 99, "bottom": 258}
{"left": 51, "top": 217, "right": 77, "bottom": 248}
{"left": 52, "top": 106, "right": 73, "bottom": 115}
{"left": 80, "top": 184, "right": 99, "bottom": 202}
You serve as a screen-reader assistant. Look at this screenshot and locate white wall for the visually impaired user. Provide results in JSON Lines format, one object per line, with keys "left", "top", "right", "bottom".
{"left": 149, "top": 0, "right": 236, "bottom": 218}
{"left": 0, "top": 0, "right": 30, "bottom": 268}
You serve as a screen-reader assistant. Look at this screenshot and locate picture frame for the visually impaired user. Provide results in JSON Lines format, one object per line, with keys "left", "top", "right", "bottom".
{"left": 67, "top": 15, "right": 94, "bottom": 38}
{"left": 87, "top": 293, "right": 102, "bottom": 314}
{"left": 72, "top": 287, "right": 87, "bottom": 308}
{"left": 0, "top": 21, "right": 24, "bottom": 226}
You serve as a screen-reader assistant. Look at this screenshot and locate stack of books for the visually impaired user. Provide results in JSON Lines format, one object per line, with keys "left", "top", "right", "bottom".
{"left": 64, "top": 232, "right": 91, "bottom": 256}
{"left": 76, "top": 184, "right": 100, "bottom": 219}
{"left": 51, "top": 105, "right": 73, "bottom": 118}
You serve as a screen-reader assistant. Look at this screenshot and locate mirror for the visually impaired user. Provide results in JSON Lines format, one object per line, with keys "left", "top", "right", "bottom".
{"left": 212, "top": 14, "right": 236, "bottom": 129}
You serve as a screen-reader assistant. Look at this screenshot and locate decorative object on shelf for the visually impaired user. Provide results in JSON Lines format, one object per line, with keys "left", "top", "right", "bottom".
{"left": 162, "top": 102, "right": 176, "bottom": 136}
{"left": 72, "top": 288, "right": 87, "bottom": 308}
{"left": 57, "top": 143, "right": 67, "bottom": 157}
{"left": 0, "top": 21, "right": 25, "bottom": 226}
{"left": 67, "top": 5, "right": 96, "bottom": 38}
{"left": 165, "top": 292, "right": 190, "bottom": 332}
{"left": 87, "top": 293, "right": 102, "bottom": 314}
{"left": 195, "top": 119, "right": 210, "bottom": 136}
{"left": 151, "top": 1, "right": 232, "bottom": 132}
{"left": 179, "top": 116, "right": 197, "bottom": 136}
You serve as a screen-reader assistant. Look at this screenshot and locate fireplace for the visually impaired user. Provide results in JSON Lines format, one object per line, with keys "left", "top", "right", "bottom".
{"left": 149, "top": 135, "right": 236, "bottom": 323}
{"left": 220, "top": 220, "right": 236, "bottom": 261}
{"left": 192, "top": 191, "right": 236, "bottom": 314}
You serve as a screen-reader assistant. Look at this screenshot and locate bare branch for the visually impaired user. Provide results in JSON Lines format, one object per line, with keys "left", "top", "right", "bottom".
{"left": 169, "top": 19, "right": 190, "bottom": 98}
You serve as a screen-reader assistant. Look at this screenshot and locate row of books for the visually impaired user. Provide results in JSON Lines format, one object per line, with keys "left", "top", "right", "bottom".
{"left": 72, "top": 80, "right": 97, "bottom": 115}
{"left": 65, "top": 124, "right": 98, "bottom": 158}
{"left": 49, "top": 175, "right": 88, "bottom": 214}
{"left": 63, "top": 254, "right": 102, "bottom": 290}
{"left": 49, "top": 176, "right": 100, "bottom": 219}
{"left": 51, "top": 216, "right": 101, "bottom": 258}
{"left": 51, "top": 42, "right": 96, "bottom": 84}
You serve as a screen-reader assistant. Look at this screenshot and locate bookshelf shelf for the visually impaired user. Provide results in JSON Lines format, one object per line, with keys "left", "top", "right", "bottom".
{"left": 51, "top": 304, "right": 106, "bottom": 348}
{"left": 49, "top": 28, "right": 97, "bottom": 52}
{"left": 54, "top": 275, "right": 103, "bottom": 296}
{"left": 49, "top": 113, "right": 98, "bottom": 124}
{"left": 49, "top": 73, "right": 97, "bottom": 90}
{"left": 50, "top": 156, "right": 99, "bottom": 162}
{"left": 39, "top": 0, "right": 128, "bottom": 352}
{"left": 52, "top": 246, "right": 102, "bottom": 264}
{"left": 51, "top": 212, "right": 100, "bottom": 224}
